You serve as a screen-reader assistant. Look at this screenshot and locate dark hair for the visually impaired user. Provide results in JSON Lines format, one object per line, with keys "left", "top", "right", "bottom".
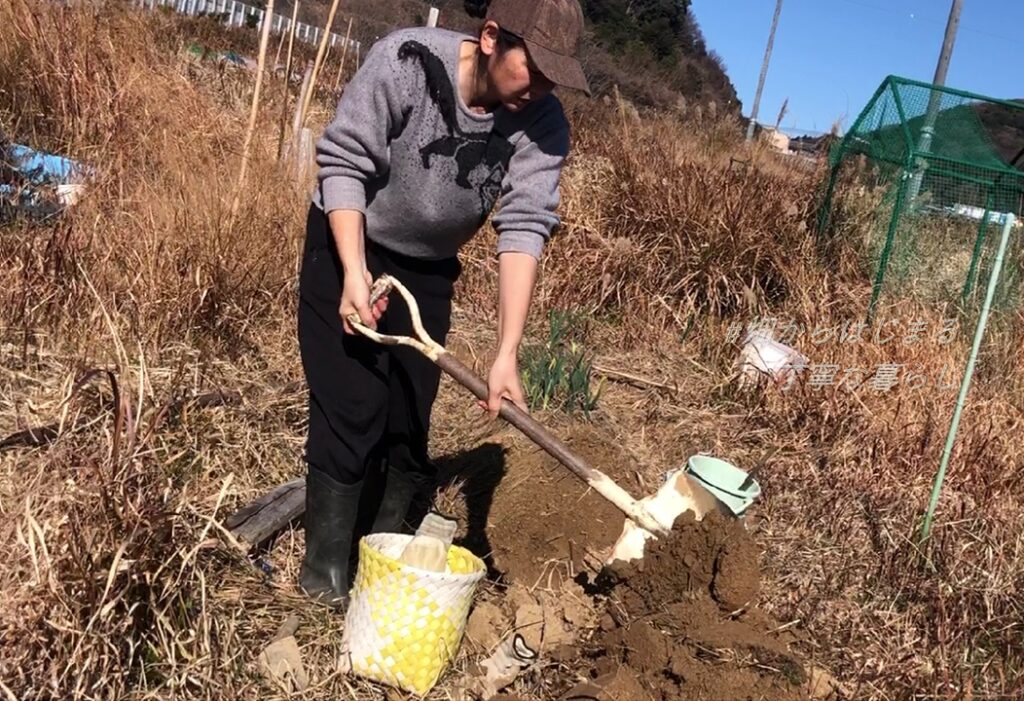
{"left": 464, "top": 0, "right": 490, "bottom": 19}
{"left": 496, "top": 27, "right": 526, "bottom": 51}
{"left": 464, "top": 1, "right": 527, "bottom": 53}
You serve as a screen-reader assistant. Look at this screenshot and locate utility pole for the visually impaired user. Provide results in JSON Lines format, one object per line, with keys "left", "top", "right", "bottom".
{"left": 746, "top": 0, "right": 784, "bottom": 141}
{"left": 907, "top": 0, "right": 963, "bottom": 206}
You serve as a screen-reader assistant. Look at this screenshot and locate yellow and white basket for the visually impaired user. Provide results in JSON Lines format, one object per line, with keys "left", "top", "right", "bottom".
{"left": 341, "top": 533, "right": 486, "bottom": 695}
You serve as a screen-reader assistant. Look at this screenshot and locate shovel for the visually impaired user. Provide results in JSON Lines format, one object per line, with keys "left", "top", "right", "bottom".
{"left": 349, "top": 274, "right": 672, "bottom": 540}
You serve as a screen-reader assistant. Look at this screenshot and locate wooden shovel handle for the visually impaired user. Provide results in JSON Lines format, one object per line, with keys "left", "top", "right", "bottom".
{"left": 435, "top": 352, "right": 668, "bottom": 536}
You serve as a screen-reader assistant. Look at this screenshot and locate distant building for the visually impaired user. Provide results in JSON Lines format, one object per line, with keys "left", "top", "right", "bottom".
{"left": 789, "top": 133, "right": 838, "bottom": 158}
{"left": 759, "top": 126, "right": 790, "bottom": 153}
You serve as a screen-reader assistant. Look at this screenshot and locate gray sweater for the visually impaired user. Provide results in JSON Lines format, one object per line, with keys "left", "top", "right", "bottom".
{"left": 312, "top": 28, "right": 570, "bottom": 260}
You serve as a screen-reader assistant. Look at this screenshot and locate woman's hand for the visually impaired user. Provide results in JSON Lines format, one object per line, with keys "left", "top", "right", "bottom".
{"left": 328, "top": 209, "right": 387, "bottom": 335}
{"left": 340, "top": 268, "right": 387, "bottom": 334}
{"left": 479, "top": 350, "right": 527, "bottom": 419}
{"left": 479, "top": 251, "right": 537, "bottom": 418}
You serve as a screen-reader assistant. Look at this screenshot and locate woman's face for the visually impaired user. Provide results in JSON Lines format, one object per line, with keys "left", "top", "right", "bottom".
{"left": 480, "top": 24, "right": 555, "bottom": 112}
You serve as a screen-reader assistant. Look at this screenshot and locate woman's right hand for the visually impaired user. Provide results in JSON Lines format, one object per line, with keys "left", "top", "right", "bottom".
{"left": 340, "top": 268, "right": 388, "bottom": 335}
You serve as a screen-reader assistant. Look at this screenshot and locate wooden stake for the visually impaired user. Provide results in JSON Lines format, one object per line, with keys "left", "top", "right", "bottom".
{"left": 298, "top": 0, "right": 341, "bottom": 129}
{"left": 331, "top": 16, "right": 353, "bottom": 91}
{"left": 288, "top": 62, "right": 313, "bottom": 162}
{"left": 272, "top": 13, "right": 287, "bottom": 69}
{"left": 275, "top": 0, "right": 300, "bottom": 161}
{"left": 230, "top": 0, "right": 276, "bottom": 218}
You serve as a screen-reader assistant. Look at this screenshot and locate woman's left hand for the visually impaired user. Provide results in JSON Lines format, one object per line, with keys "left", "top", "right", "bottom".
{"left": 479, "top": 351, "right": 527, "bottom": 419}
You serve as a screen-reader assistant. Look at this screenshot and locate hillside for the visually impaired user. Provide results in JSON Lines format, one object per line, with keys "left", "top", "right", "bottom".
{"left": 288, "top": 0, "right": 741, "bottom": 113}
{"left": 581, "top": 0, "right": 741, "bottom": 112}
{"left": 975, "top": 99, "right": 1024, "bottom": 168}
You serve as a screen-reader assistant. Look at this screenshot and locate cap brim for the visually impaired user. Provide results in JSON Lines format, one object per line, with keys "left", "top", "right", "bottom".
{"left": 524, "top": 39, "right": 591, "bottom": 96}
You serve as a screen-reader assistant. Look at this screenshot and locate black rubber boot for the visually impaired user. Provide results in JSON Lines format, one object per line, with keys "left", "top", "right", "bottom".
{"left": 369, "top": 465, "right": 428, "bottom": 535}
{"left": 299, "top": 469, "right": 363, "bottom": 609}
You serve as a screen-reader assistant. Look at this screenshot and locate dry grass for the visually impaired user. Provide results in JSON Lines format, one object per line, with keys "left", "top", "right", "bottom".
{"left": 3, "top": 2, "right": 1024, "bottom": 700}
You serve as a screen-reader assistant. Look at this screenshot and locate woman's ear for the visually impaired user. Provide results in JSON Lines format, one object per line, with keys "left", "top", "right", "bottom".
{"left": 479, "top": 20, "right": 500, "bottom": 57}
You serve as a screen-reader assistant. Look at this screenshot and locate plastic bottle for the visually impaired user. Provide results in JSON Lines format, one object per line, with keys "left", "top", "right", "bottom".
{"left": 398, "top": 512, "right": 458, "bottom": 572}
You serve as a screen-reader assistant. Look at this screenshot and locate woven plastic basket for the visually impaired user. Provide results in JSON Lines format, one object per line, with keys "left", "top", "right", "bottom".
{"left": 341, "top": 533, "right": 486, "bottom": 695}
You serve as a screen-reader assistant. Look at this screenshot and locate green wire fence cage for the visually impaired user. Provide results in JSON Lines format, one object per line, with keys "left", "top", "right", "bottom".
{"left": 818, "top": 75, "right": 1024, "bottom": 316}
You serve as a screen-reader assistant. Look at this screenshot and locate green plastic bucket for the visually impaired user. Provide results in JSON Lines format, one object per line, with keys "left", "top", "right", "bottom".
{"left": 685, "top": 455, "right": 760, "bottom": 516}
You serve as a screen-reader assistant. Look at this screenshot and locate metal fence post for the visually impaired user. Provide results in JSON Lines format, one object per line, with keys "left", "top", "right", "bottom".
{"left": 963, "top": 195, "right": 994, "bottom": 302}
{"left": 920, "top": 213, "right": 1015, "bottom": 543}
{"left": 869, "top": 169, "right": 911, "bottom": 320}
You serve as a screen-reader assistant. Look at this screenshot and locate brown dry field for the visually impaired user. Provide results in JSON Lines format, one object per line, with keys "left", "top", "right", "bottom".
{"left": 2, "top": 2, "right": 1024, "bottom": 699}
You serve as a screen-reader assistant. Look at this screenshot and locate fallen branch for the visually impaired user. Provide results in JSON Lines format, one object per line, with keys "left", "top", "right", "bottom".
{"left": 592, "top": 363, "right": 681, "bottom": 394}
{"left": 1, "top": 387, "right": 258, "bottom": 452}
{"left": 0, "top": 424, "right": 60, "bottom": 450}
{"left": 0, "top": 367, "right": 114, "bottom": 451}
{"left": 224, "top": 477, "right": 305, "bottom": 550}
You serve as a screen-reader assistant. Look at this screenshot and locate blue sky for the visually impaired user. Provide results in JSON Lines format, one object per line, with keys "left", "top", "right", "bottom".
{"left": 690, "top": 0, "right": 1024, "bottom": 136}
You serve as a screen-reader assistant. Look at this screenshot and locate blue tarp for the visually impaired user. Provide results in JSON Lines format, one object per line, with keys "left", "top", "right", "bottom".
{"left": 1, "top": 144, "right": 91, "bottom": 219}
{"left": 5, "top": 144, "right": 88, "bottom": 185}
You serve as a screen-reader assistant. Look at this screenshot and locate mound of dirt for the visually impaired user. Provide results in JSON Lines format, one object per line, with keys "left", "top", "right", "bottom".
{"left": 485, "top": 426, "right": 637, "bottom": 586}
{"left": 563, "top": 512, "right": 810, "bottom": 701}
{"left": 452, "top": 423, "right": 822, "bottom": 700}
{"left": 606, "top": 510, "right": 761, "bottom": 613}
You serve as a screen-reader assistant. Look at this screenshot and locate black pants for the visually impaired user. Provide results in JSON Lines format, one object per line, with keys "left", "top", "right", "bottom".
{"left": 298, "top": 204, "right": 461, "bottom": 487}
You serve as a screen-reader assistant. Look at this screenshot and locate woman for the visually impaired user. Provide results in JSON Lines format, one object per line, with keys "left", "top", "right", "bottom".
{"left": 298, "top": 0, "right": 590, "bottom": 607}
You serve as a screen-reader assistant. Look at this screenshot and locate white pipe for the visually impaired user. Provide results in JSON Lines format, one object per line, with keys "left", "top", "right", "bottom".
{"left": 427, "top": 7, "right": 439, "bottom": 27}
